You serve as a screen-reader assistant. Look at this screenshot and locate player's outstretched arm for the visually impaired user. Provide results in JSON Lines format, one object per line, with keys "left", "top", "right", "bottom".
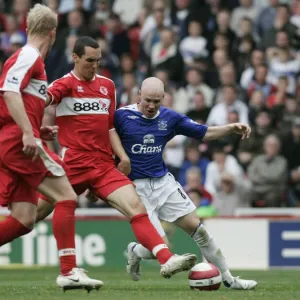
{"left": 3, "top": 91, "right": 38, "bottom": 159}
{"left": 109, "top": 129, "right": 131, "bottom": 176}
{"left": 203, "top": 123, "right": 251, "bottom": 141}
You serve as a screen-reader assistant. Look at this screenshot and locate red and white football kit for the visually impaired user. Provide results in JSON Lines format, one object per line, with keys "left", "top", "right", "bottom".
{"left": 47, "top": 71, "right": 131, "bottom": 199}
{"left": 0, "top": 45, "right": 65, "bottom": 206}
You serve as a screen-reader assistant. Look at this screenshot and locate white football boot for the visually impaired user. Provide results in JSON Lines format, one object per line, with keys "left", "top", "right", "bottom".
{"left": 126, "top": 242, "right": 142, "bottom": 281}
{"left": 225, "top": 277, "right": 258, "bottom": 290}
{"left": 160, "top": 253, "right": 197, "bottom": 278}
{"left": 56, "top": 268, "right": 104, "bottom": 292}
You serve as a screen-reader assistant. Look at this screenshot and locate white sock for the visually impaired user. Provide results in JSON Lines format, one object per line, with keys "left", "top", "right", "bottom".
{"left": 133, "top": 243, "right": 155, "bottom": 259}
{"left": 191, "top": 223, "right": 234, "bottom": 284}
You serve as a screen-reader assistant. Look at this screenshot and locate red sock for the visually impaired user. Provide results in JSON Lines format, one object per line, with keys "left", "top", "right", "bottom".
{"left": 0, "top": 215, "right": 31, "bottom": 245}
{"left": 53, "top": 200, "right": 77, "bottom": 275}
{"left": 130, "top": 213, "right": 173, "bottom": 264}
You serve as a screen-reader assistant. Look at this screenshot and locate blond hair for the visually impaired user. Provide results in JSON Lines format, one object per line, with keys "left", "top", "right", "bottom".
{"left": 26, "top": 4, "right": 57, "bottom": 36}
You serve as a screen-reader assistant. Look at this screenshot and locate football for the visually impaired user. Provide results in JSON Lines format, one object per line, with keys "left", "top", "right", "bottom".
{"left": 188, "top": 262, "right": 222, "bottom": 291}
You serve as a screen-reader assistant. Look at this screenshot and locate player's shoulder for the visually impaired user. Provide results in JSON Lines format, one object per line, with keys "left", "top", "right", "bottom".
{"left": 95, "top": 74, "right": 115, "bottom": 88}
{"left": 49, "top": 72, "right": 72, "bottom": 87}
{"left": 6, "top": 45, "right": 40, "bottom": 67}
{"left": 115, "top": 104, "right": 139, "bottom": 118}
{"left": 159, "top": 106, "right": 181, "bottom": 119}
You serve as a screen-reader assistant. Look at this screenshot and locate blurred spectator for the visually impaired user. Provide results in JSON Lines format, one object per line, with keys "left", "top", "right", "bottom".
{"left": 248, "top": 90, "right": 266, "bottom": 124}
{"left": 93, "top": 0, "right": 111, "bottom": 26}
{"left": 164, "top": 134, "right": 187, "bottom": 179}
{"left": 268, "top": 46, "right": 300, "bottom": 95}
{"left": 247, "top": 64, "right": 277, "bottom": 100}
{"left": 248, "top": 134, "right": 288, "bottom": 207}
{"left": 96, "top": 37, "right": 120, "bottom": 80}
{"left": 178, "top": 143, "right": 210, "bottom": 186}
{"left": 0, "top": 14, "right": 26, "bottom": 55}
{"left": 153, "top": 69, "right": 177, "bottom": 94}
{"left": 281, "top": 118, "right": 300, "bottom": 206}
{"left": 150, "top": 27, "right": 184, "bottom": 83}
{"left": 230, "top": 0, "right": 259, "bottom": 35}
{"left": 240, "top": 48, "right": 265, "bottom": 90}
{"left": 212, "top": 171, "right": 251, "bottom": 215}
{"left": 11, "top": 0, "right": 30, "bottom": 33}
{"left": 179, "top": 21, "right": 208, "bottom": 68}
{"left": 143, "top": 5, "right": 165, "bottom": 58}
{"left": 214, "top": 62, "right": 245, "bottom": 104}
{"left": 98, "top": 13, "right": 130, "bottom": 58}
{"left": 140, "top": 0, "right": 171, "bottom": 42}
{"left": 51, "top": 34, "right": 77, "bottom": 80}
{"left": 186, "top": 91, "right": 211, "bottom": 124}
{"left": 255, "top": 0, "right": 279, "bottom": 39}
{"left": 260, "top": 4, "right": 298, "bottom": 50}
{"left": 114, "top": 53, "right": 137, "bottom": 87}
{"left": 170, "top": 0, "right": 193, "bottom": 40}
{"left": 266, "top": 75, "right": 288, "bottom": 109}
{"left": 116, "top": 73, "right": 138, "bottom": 108}
{"left": 112, "top": 0, "right": 144, "bottom": 27}
{"left": 207, "top": 84, "right": 249, "bottom": 126}
{"left": 55, "top": 9, "right": 89, "bottom": 51}
{"left": 183, "top": 166, "right": 212, "bottom": 202}
{"left": 205, "top": 48, "right": 230, "bottom": 88}
{"left": 238, "top": 110, "right": 275, "bottom": 168}
{"left": 205, "top": 146, "right": 244, "bottom": 196}
{"left": 291, "top": 0, "right": 300, "bottom": 29}
{"left": 174, "top": 68, "right": 214, "bottom": 113}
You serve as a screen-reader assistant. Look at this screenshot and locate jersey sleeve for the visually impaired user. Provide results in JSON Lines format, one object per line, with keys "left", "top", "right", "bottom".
{"left": 108, "top": 81, "right": 116, "bottom": 131}
{"left": 47, "top": 76, "right": 70, "bottom": 105}
{"left": 174, "top": 114, "right": 208, "bottom": 140}
{"left": 114, "top": 109, "right": 123, "bottom": 135}
{"left": 0, "top": 47, "right": 39, "bottom": 94}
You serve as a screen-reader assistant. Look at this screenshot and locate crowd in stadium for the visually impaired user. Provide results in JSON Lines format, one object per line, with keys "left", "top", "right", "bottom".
{"left": 0, "top": 0, "right": 299, "bottom": 214}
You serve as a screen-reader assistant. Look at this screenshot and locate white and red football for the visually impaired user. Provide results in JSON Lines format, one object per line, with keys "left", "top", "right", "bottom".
{"left": 188, "top": 262, "right": 222, "bottom": 291}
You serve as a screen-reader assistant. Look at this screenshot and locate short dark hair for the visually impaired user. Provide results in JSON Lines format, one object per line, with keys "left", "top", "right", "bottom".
{"left": 73, "top": 36, "right": 99, "bottom": 57}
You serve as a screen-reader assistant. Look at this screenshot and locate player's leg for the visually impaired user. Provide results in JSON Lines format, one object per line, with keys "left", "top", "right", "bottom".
{"left": 174, "top": 212, "right": 257, "bottom": 290}
{"left": 0, "top": 168, "right": 37, "bottom": 246}
{"left": 93, "top": 168, "right": 197, "bottom": 278}
{"left": 38, "top": 175, "right": 103, "bottom": 290}
{"left": 36, "top": 195, "right": 54, "bottom": 223}
{"left": 127, "top": 211, "right": 167, "bottom": 280}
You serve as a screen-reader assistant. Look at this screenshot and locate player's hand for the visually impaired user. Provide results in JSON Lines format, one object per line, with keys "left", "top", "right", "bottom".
{"left": 117, "top": 157, "right": 131, "bottom": 176}
{"left": 22, "top": 132, "right": 39, "bottom": 161}
{"left": 229, "top": 123, "right": 251, "bottom": 139}
{"left": 40, "top": 125, "right": 59, "bottom": 141}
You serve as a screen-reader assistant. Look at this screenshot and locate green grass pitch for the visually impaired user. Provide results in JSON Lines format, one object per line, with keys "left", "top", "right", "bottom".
{"left": 0, "top": 266, "right": 299, "bottom": 300}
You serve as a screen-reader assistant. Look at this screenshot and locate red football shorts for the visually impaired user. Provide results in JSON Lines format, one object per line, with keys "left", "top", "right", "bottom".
{"left": 0, "top": 125, "right": 65, "bottom": 206}
{"left": 61, "top": 148, "right": 132, "bottom": 200}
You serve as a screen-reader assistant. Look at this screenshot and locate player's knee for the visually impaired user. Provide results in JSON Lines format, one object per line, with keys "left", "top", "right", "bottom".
{"left": 19, "top": 216, "right": 36, "bottom": 230}
{"left": 52, "top": 189, "right": 77, "bottom": 203}
{"left": 130, "top": 197, "right": 147, "bottom": 214}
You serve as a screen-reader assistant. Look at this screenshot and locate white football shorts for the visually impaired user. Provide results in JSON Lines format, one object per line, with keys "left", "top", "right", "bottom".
{"left": 134, "top": 172, "right": 196, "bottom": 236}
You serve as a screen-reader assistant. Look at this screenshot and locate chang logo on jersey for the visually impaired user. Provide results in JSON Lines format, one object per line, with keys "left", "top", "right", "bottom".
{"left": 131, "top": 134, "right": 162, "bottom": 154}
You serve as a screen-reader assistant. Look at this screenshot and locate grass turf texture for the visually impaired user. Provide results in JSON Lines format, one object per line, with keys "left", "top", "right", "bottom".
{"left": 0, "top": 266, "right": 299, "bottom": 300}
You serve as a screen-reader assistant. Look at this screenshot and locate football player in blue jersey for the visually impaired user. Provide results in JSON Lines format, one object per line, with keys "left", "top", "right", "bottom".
{"left": 111, "top": 77, "right": 257, "bottom": 290}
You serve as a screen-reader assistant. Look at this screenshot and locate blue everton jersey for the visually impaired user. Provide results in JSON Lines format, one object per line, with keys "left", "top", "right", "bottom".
{"left": 114, "top": 104, "right": 208, "bottom": 180}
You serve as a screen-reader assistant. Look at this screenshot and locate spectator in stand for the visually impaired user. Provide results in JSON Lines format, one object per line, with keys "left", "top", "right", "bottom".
{"left": 150, "top": 27, "right": 184, "bottom": 83}
{"left": 214, "top": 62, "right": 245, "bottom": 104}
{"left": 260, "top": 4, "right": 298, "bottom": 50}
{"left": 248, "top": 134, "right": 288, "bottom": 207}
{"left": 205, "top": 48, "right": 230, "bottom": 89}
{"left": 240, "top": 48, "right": 265, "bottom": 90}
{"left": 174, "top": 68, "right": 214, "bottom": 113}
{"left": 247, "top": 64, "right": 277, "bottom": 100}
{"left": 178, "top": 143, "right": 210, "bottom": 187}
{"left": 179, "top": 21, "right": 208, "bottom": 69}
{"left": 143, "top": 5, "right": 165, "bottom": 58}
{"left": 238, "top": 110, "right": 275, "bottom": 169}
{"left": 255, "top": 0, "right": 279, "bottom": 40}
{"left": 266, "top": 75, "right": 288, "bottom": 109}
{"left": 186, "top": 91, "right": 211, "bottom": 124}
{"left": 212, "top": 172, "right": 251, "bottom": 216}
{"left": 207, "top": 84, "right": 249, "bottom": 126}
{"left": 116, "top": 73, "right": 138, "bottom": 108}
{"left": 205, "top": 146, "right": 244, "bottom": 196}
{"left": 281, "top": 118, "right": 300, "bottom": 206}
{"left": 230, "top": 0, "right": 259, "bottom": 36}
{"left": 153, "top": 69, "right": 177, "bottom": 95}
{"left": 96, "top": 37, "right": 120, "bottom": 80}
{"left": 98, "top": 13, "right": 131, "bottom": 58}
{"left": 248, "top": 90, "right": 266, "bottom": 124}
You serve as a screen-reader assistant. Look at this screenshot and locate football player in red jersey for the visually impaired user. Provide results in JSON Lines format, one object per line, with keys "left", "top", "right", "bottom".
{"left": 0, "top": 5, "right": 102, "bottom": 291}
{"left": 38, "top": 36, "right": 198, "bottom": 279}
